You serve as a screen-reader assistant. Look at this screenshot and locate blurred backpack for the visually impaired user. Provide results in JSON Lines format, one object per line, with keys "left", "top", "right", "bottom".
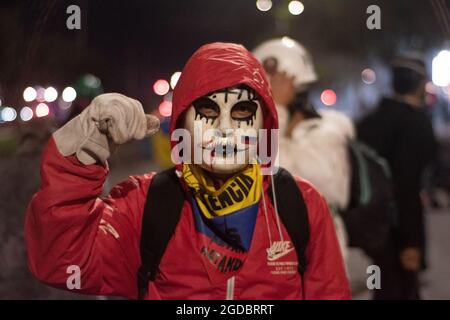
{"left": 339, "top": 139, "right": 396, "bottom": 257}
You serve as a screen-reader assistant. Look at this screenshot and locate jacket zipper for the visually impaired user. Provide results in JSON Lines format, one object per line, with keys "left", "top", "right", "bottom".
{"left": 226, "top": 276, "right": 235, "bottom": 300}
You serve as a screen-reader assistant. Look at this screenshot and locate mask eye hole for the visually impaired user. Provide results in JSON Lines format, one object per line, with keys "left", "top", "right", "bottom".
{"left": 231, "top": 101, "right": 257, "bottom": 120}
{"left": 193, "top": 97, "right": 220, "bottom": 118}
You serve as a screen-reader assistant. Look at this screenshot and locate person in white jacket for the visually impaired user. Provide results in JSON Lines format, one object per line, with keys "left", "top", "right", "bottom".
{"left": 253, "top": 38, "right": 355, "bottom": 263}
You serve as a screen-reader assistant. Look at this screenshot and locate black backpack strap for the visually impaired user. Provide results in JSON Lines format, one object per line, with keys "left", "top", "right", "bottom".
{"left": 137, "top": 167, "right": 185, "bottom": 299}
{"left": 268, "top": 168, "right": 310, "bottom": 275}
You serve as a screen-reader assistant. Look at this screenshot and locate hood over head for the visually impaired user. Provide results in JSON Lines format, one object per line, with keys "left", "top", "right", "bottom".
{"left": 170, "top": 42, "right": 278, "bottom": 150}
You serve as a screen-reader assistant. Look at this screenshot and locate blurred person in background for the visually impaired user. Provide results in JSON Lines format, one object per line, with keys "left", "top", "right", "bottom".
{"left": 357, "top": 53, "right": 438, "bottom": 299}
{"left": 253, "top": 38, "right": 354, "bottom": 264}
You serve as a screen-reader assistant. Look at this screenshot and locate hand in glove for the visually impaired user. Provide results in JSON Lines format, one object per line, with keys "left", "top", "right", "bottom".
{"left": 53, "top": 93, "right": 160, "bottom": 165}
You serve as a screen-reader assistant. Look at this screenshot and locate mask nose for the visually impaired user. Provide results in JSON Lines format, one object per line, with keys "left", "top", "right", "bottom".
{"left": 217, "top": 111, "right": 234, "bottom": 135}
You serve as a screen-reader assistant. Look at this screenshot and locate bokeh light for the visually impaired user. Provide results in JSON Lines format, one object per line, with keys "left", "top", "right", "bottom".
{"left": 256, "top": 0, "right": 272, "bottom": 12}
{"left": 153, "top": 79, "right": 170, "bottom": 96}
{"left": 36, "top": 87, "right": 45, "bottom": 102}
{"left": 36, "top": 103, "right": 50, "bottom": 117}
{"left": 44, "top": 87, "right": 58, "bottom": 102}
{"left": 20, "top": 106, "right": 33, "bottom": 121}
{"left": 170, "top": 72, "right": 182, "bottom": 89}
{"left": 158, "top": 100, "right": 172, "bottom": 117}
{"left": 1, "top": 107, "right": 17, "bottom": 122}
{"left": 288, "top": 1, "right": 304, "bottom": 15}
{"left": 62, "top": 87, "right": 77, "bottom": 102}
{"left": 320, "top": 89, "right": 337, "bottom": 106}
{"left": 432, "top": 50, "right": 450, "bottom": 87}
{"left": 84, "top": 74, "right": 101, "bottom": 88}
{"left": 361, "top": 68, "right": 376, "bottom": 84}
{"left": 23, "top": 87, "right": 37, "bottom": 102}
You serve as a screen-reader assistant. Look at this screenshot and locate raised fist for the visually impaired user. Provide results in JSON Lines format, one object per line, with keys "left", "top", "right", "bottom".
{"left": 54, "top": 93, "right": 160, "bottom": 165}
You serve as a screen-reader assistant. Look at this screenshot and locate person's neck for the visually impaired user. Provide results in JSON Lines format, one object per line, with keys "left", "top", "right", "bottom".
{"left": 393, "top": 94, "right": 423, "bottom": 109}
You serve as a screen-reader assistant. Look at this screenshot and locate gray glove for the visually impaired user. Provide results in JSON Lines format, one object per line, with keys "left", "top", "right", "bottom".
{"left": 53, "top": 93, "right": 160, "bottom": 165}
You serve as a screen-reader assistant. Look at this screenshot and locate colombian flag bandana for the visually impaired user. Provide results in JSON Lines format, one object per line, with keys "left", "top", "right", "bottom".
{"left": 182, "top": 164, "right": 262, "bottom": 284}
{"left": 182, "top": 164, "right": 262, "bottom": 218}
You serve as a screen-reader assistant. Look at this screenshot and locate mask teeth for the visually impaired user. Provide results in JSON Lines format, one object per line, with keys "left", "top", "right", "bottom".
{"left": 211, "top": 137, "right": 234, "bottom": 151}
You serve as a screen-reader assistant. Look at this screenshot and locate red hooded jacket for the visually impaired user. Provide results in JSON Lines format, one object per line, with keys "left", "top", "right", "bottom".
{"left": 25, "top": 43, "right": 351, "bottom": 300}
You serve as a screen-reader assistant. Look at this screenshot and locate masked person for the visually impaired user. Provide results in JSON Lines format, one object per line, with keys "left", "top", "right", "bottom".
{"left": 25, "top": 42, "right": 350, "bottom": 300}
{"left": 358, "top": 53, "right": 438, "bottom": 299}
{"left": 253, "top": 38, "right": 354, "bottom": 264}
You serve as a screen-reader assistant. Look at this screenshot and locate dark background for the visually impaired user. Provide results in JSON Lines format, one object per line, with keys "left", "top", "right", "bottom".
{"left": 0, "top": 0, "right": 446, "bottom": 109}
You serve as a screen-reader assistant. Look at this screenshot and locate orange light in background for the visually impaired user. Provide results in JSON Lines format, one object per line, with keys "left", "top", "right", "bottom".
{"left": 320, "top": 89, "right": 337, "bottom": 106}
{"left": 36, "top": 103, "right": 50, "bottom": 117}
{"left": 158, "top": 100, "right": 172, "bottom": 117}
{"left": 153, "top": 79, "right": 170, "bottom": 96}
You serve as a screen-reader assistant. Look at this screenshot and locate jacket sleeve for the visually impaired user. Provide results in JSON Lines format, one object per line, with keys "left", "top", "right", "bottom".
{"left": 25, "top": 137, "right": 152, "bottom": 299}
{"left": 298, "top": 180, "right": 351, "bottom": 300}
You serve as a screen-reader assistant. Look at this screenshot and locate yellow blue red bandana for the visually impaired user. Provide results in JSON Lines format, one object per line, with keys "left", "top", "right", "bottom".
{"left": 182, "top": 164, "right": 262, "bottom": 283}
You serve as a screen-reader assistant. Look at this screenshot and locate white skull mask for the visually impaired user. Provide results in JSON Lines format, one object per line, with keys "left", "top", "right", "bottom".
{"left": 183, "top": 86, "right": 264, "bottom": 175}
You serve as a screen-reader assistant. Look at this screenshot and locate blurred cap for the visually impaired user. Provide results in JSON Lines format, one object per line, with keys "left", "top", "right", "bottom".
{"left": 391, "top": 52, "right": 428, "bottom": 78}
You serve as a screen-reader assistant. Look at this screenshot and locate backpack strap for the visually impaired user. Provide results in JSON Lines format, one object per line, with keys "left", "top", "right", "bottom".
{"left": 137, "top": 167, "right": 185, "bottom": 299}
{"left": 268, "top": 168, "right": 310, "bottom": 275}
